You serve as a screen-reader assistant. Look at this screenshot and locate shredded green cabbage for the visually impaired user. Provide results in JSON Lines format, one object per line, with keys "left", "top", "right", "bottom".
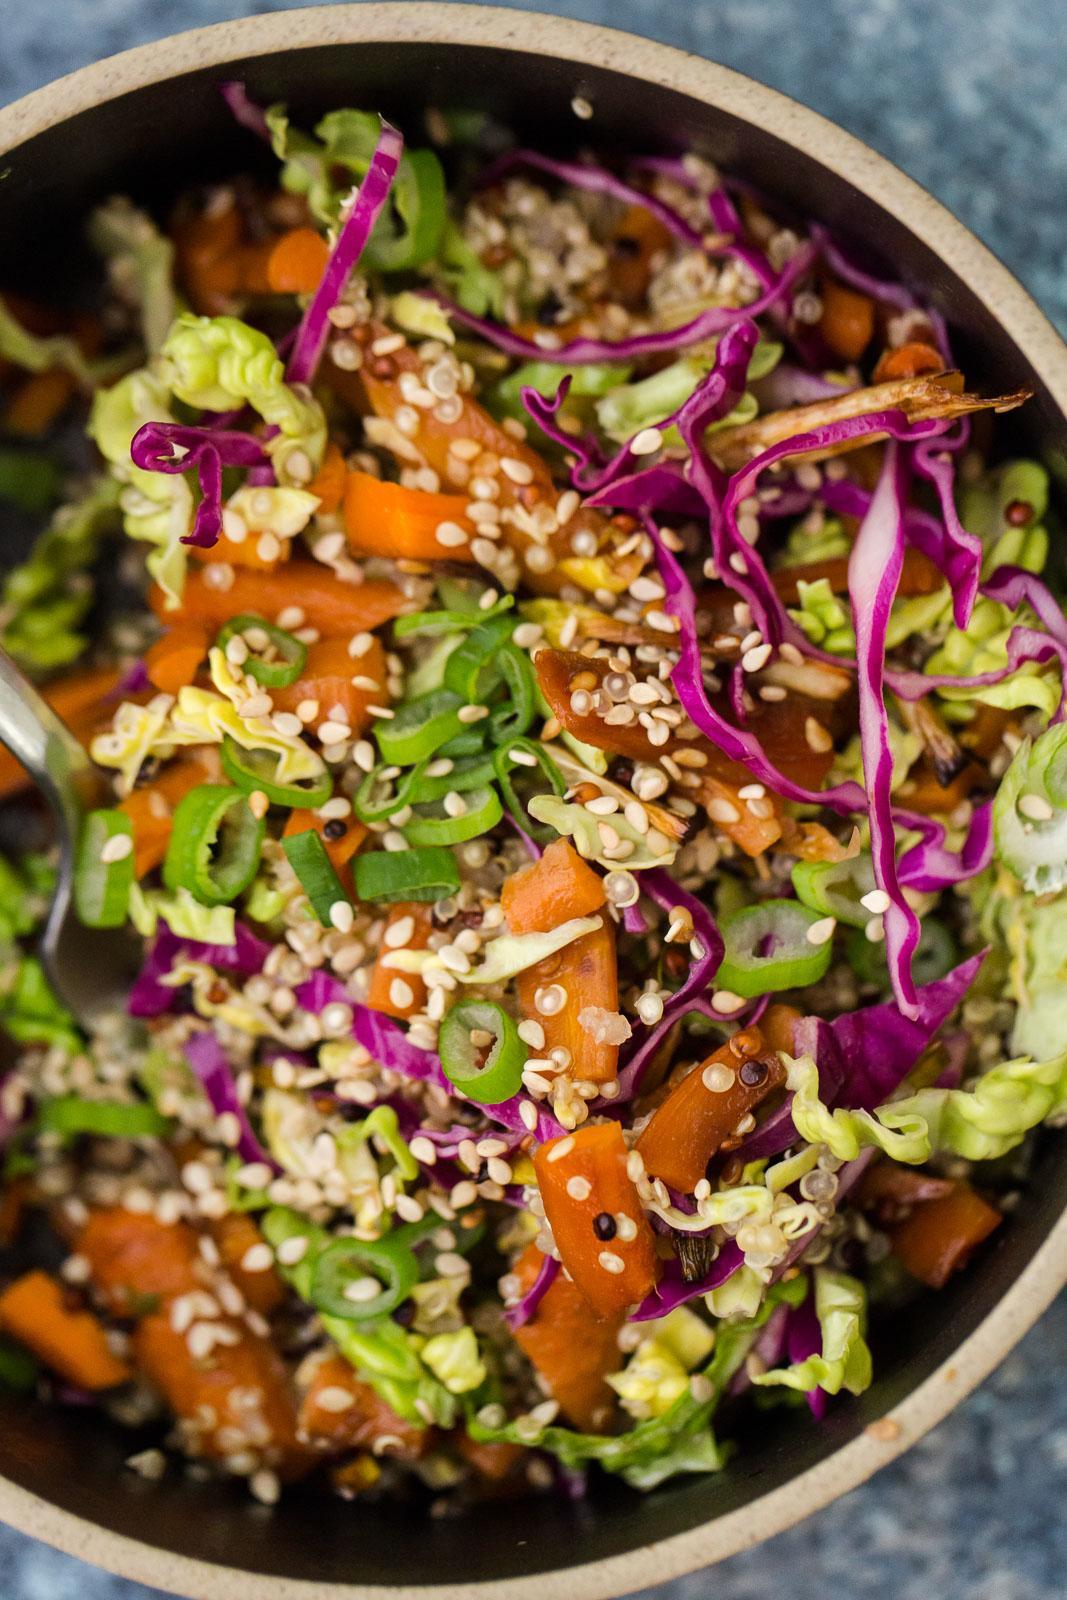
{"left": 752, "top": 1269, "right": 872, "bottom": 1398}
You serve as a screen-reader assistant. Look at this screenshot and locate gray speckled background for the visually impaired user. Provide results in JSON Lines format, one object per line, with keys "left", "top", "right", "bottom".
{"left": 0, "top": 2, "right": 1065, "bottom": 1597}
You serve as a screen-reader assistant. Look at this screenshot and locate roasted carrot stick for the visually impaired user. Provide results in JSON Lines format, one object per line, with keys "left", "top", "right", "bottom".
{"left": 265, "top": 227, "right": 330, "bottom": 295}
{"left": 511, "top": 1241, "right": 622, "bottom": 1431}
{"left": 873, "top": 342, "right": 947, "bottom": 383}
{"left": 343, "top": 472, "right": 477, "bottom": 563}
{"left": 271, "top": 633, "right": 388, "bottom": 735}
{"left": 636, "top": 1028, "right": 785, "bottom": 1193}
{"left": 534, "top": 1122, "right": 659, "bottom": 1315}
{"left": 306, "top": 441, "right": 347, "bottom": 515}
{"left": 516, "top": 915, "right": 621, "bottom": 1084}
{"left": 144, "top": 625, "right": 210, "bottom": 695}
{"left": 151, "top": 563, "right": 411, "bottom": 634}
{"left": 0, "top": 1270, "right": 130, "bottom": 1390}
{"left": 118, "top": 751, "right": 219, "bottom": 877}
{"left": 501, "top": 838, "right": 606, "bottom": 934}
{"left": 817, "top": 279, "right": 875, "bottom": 362}
{"left": 889, "top": 1182, "right": 1001, "bottom": 1288}
{"left": 205, "top": 1212, "right": 286, "bottom": 1316}
{"left": 365, "top": 902, "right": 434, "bottom": 1020}
{"left": 297, "top": 1353, "right": 428, "bottom": 1459}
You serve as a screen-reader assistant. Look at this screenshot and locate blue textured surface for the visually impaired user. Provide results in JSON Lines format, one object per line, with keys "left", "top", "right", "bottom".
{"left": 0, "top": 3, "right": 1065, "bottom": 1597}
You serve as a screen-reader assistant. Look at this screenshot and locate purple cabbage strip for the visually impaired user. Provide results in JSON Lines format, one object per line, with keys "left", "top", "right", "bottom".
{"left": 741, "top": 951, "right": 986, "bottom": 1162}
{"left": 294, "top": 977, "right": 565, "bottom": 1142}
{"left": 130, "top": 422, "right": 270, "bottom": 548}
{"left": 583, "top": 460, "right": 705, "bottom": 521}
{"left": 505, "top": 1252, "right": 561, "bottom": 1331}
{"left": 895, "top": 803, "right": 994, "bottom": 892}
{"left": 287, "top": 119, "right": 404, "bottom": 388}
{"left": 810, "top": 224, "right": 915, "bottom": 313}
{"left": 114, "top": 660, "right": 151, "bottom": 697}
{"left": 183, "top": 1030, "right": 280, "bottom": 1171}
{"left": 983, "top": 564, "right": 1067, "bottom": 654}
{"left": 218, "top": 80, "right": 272, "bottom": 143}
{"left": 479, "top": 149, "right": 703, "bottom": 249}
{"left": 611, "top": 872, "right": 723, "bottom": 1105}
{"left": 128, "top": 920, "right": 271, "bottom": 1018}
{"left": 890, "top": 624, "right": 1067, "bottom": 722}
{"left": 784, "top": 1292, "right": 828, "bottom": 1419}
{"left": 630, "top": 1240, "right": 744, "bottom": 1321}
{"left": 847, "top": 441, "right": 921, "bottom": 1018}
{"left": 429, "top": 243, "right": 814, "bottom": 366}
{"left": 911, "top": 430, "right": 982, "bottom": 627}
{"left": 727, "top": 1301, "right": 791, "bottom": 1399}
{"left": 520, "top": 375, "right": 607, "bottom": 482}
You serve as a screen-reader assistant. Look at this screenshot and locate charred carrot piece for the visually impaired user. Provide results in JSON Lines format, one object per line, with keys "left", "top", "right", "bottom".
{"left": 511, "top": 1241, "right": 622, "bottom": 1431}
{"left": 889, "top": 1183, "right": 1001, "bottom": 1288}
{"left": 0, "top": 1270, "right": 130, "bottom": 1390}
{"left": 365, "top": 902, "right": 434, "bottom": 1020}
{"left": 501, "top": 838, "right": 606, "bottom": 935}
{"left": 516, "top": 915, "right": 621, "bottom": 1084}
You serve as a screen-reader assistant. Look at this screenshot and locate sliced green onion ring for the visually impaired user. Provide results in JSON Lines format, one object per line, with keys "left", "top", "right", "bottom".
{"left": 309, "top": 1234, "right": 420, "bottom": 1322}
{"left": 716, "top": 899, "right": 833, "bottom": 998}
{"left": 402, "top": 784, "right": 502, "bottom": 848}
{"left": 374, "top": 689, "right": 467, "bottom": 767}
{"left": 846, "top": 916, "right": 957, "bottom": 988}
{"left": 282, "top": 829, "right": 350, "bottom": 926}
{"left": 438, "top": 999, "right": 526, "bottom": 1104}
{"left": 74, "top": 809, "right": 134, "bottom": 929}
{"left": 487, "top": 644, "right": 537, "bottom": 744}
{"left": 37, "top": 1095, "right": 171, "bottom": 1138}
{"left": 353, "top": 847, "right": 460, "bottom": 904}
{"left": 492, "top": 738, "right": 566, "bottom": 842}
{"left": 443, "top": 613, "right": 517, "bottom": 702}
{"left": 221, "top": 737, "right": 332, "bottom": 809}
{"left": 163, "top": 785, "right": 265, "bottom": 906}
{"left": 791, "top": 853, "right": 876, "bottom": 930}
{"left": 393, "top": 593, "right": 514, "bottom": 638}
{"left": 353, "top": 753, "right": 497, "bottom": 824}
{"left": 215, "top": 613, "right": 308, "bottom": 688}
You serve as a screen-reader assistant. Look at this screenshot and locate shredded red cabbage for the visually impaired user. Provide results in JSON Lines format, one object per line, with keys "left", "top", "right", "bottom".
{"left": 183, "top": 1030, "right": 280, "bottom": 1170}
{"left": 630, "top": 1240, "right": 744, "bottom": 1320}
{"left": 286, "top": 118, "right": 404, "bottom": 388}
{"left": 478, "top": 149, "right": 703, "bottom": 248}
{"left": 809, "top": 224, "right": 916, "bottom": 314}
{"left": 218, "top": 80, "right": 272, "bottom": 143}
{"left": 128, "top": 921, "right": 271, "bottom": 1018}
{"left": 294, "top": 977, "right": 565, "bottom": 1142}
{"left": 611, "top": 871, "right": 723, "bottom": 1105}
{"left": 505, "top": 1252, "right": 560, "bottom": 1331}
{"left": 430, "top": 243, "right": 814, "bottom": 366}
{"left": 895, "top": 803, "right": 994, "bottom": 891}
{"left": 847, "top": 442, "right": 921, "bottom": 1017}
{"left": 130, "top": 422, "right": 270, "bottom": 548}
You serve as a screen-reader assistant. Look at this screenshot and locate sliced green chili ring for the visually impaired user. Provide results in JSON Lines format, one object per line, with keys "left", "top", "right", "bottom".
{"left": 353, "top": 753, "right": 497, "bottom": 824}
{"left": 215, "top": 612, "right": 308, "bottom": 688}
{"left": 309, "top": 1234, "right": 420, "bottom": 1321}
{"left": 791, "top": 853, "right": 876, "bottom": 931}
{"left": 716, "top": 899, "right": 833, "bottom": 998}
{"left": 436, "top": 726, "right": 490, "bottom": 759}
{"left": 163, "top": 784, "right": 265, "bottom": 906}
{"left": 374, "top": 689, "right": 467, "bottom": 766}
{"left": 443, "top": 613, "right": 518, "bottom": 702}
{"left": 220, "top": 737, "right": 333, "bottom": 809}
{"left": 438, "top": 999, "right": 525, "bottom": 1104}
{"left": 402, "top": 784, "right": 503, "bottom": 848}
{"left": 493, "top": 738, "right": 566, "bottom": 842}
{"left": 37, "top": 1095, "right": 171, "bottom": 1138}
{"left": 486, "top": 644, "right": 537, "bottom": 744}
{"left": 436, "top": 576, "right": 506, "bottom": 616}
{"left": 353, "top": 847, "right": 460, "bottom": 904}
{"left": 282, "top": 829, "right": 350, "bottom": 926}
{"left": 74, "top": 809, "right": 134, "bottom": 929}
{"left": 365, "top": 146, "right": 447, "bottom": 272}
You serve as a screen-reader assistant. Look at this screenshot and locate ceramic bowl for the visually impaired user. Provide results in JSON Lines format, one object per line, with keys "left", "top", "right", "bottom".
{"left": 0, "top": 7, "right": 1064, "bottom": 1597}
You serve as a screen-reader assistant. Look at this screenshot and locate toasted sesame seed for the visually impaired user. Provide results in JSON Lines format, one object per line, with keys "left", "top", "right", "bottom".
{"left": 630, "top": 426, "right": 664, "bottom": 457}
{"left": 275, "top": 1236, "right": 309, "bottom": 1266}
{"left": 389, "top": 978, "right": 415, "bottom": 1010}
{"left": 598, "top": 1250, "right": 625, "bottom": 1274}
{"left": 711, "top": 990, "right": 747, "bottom": 1016}
{"left": 566, "top": 1175, "right": 592, "bottom": 1201}
{"left": 571, "top": 94, "right": 594, "bottom": 119}
{"left": 457, "top": 703, "right": 490, "bottom": 724}
{"left": 240, "top": 1243, "right": 275, "bottom": 1273}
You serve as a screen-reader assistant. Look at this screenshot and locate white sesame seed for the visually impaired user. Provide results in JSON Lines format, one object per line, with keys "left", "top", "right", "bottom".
{"left": 546, "top": 1136, "right": 575, "bottom": 1163}
{"left": 598, "top": 1250, "right": 625, "bottom": 1274}
{"left": 435, "top": 520, "right": 469, "bottom": 548}
{"left": 457, "top": 703, "right": 490, "bottom": 724}
{"left": 806, "top": 916, "right": 837, "bottom": 946}
{"left": 239, "top": 1243, "right": 274, "bottom": 1273}
{"left": 316, "top": 1384, "right": 357, "bottom": 1412}
{"left": 389, "top": 978, "right": 415, "bottom": 1010}
{"left": 250, "top": 1469, "right": 280, "bottom": 1506}
{"left": 275, "top": 1236, "right": 309, "bottom": 1266}
{"left": 741, "top": 643, "right": 773, "bottom": 673}
{"left": 329, "top": 901, "right": 355, "bottom": 933}
{"left": 318, "top": 719, "right": 352, "bottom": 745}
{"left": 861, "top": 889, "right": 891, "bottom": 915}
{"left": 1018, "top": 792, "right": 1055, "bottom": 821}
{"left": 707, "top": 796, "right": 741, "bottom": 824}
{"left": 711, "top": 990, "right": 747, "bottom": 1016}
{"left": 566, "top": 1175, "right": 592, "bottom": 1201}
{"left": 409, "top": 1137, "right": 437, "bottom": 1166}
{"left": 100, "top": 832, "right": 133, "bottom": 864}
{"left": 343, "top": 1277, "right": 384, "bottom": 1304}
{"left": 630, "top": 426, "right": 664, "bottom": 457}
{"left": 501, "top": 456, "right": 535, "bottom": 485}
{"left": 571, "top": 94, "right": 594, "bottom": 119}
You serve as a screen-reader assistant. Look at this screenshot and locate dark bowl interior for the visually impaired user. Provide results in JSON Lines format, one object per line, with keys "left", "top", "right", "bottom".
{"left": 0, "top": 33, "right": 1064, "bottom": 1592}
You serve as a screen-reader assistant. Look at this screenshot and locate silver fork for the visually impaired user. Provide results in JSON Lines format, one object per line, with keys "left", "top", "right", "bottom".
{"left": 0, "top": 648, "right": 139, "bottom": 1023}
